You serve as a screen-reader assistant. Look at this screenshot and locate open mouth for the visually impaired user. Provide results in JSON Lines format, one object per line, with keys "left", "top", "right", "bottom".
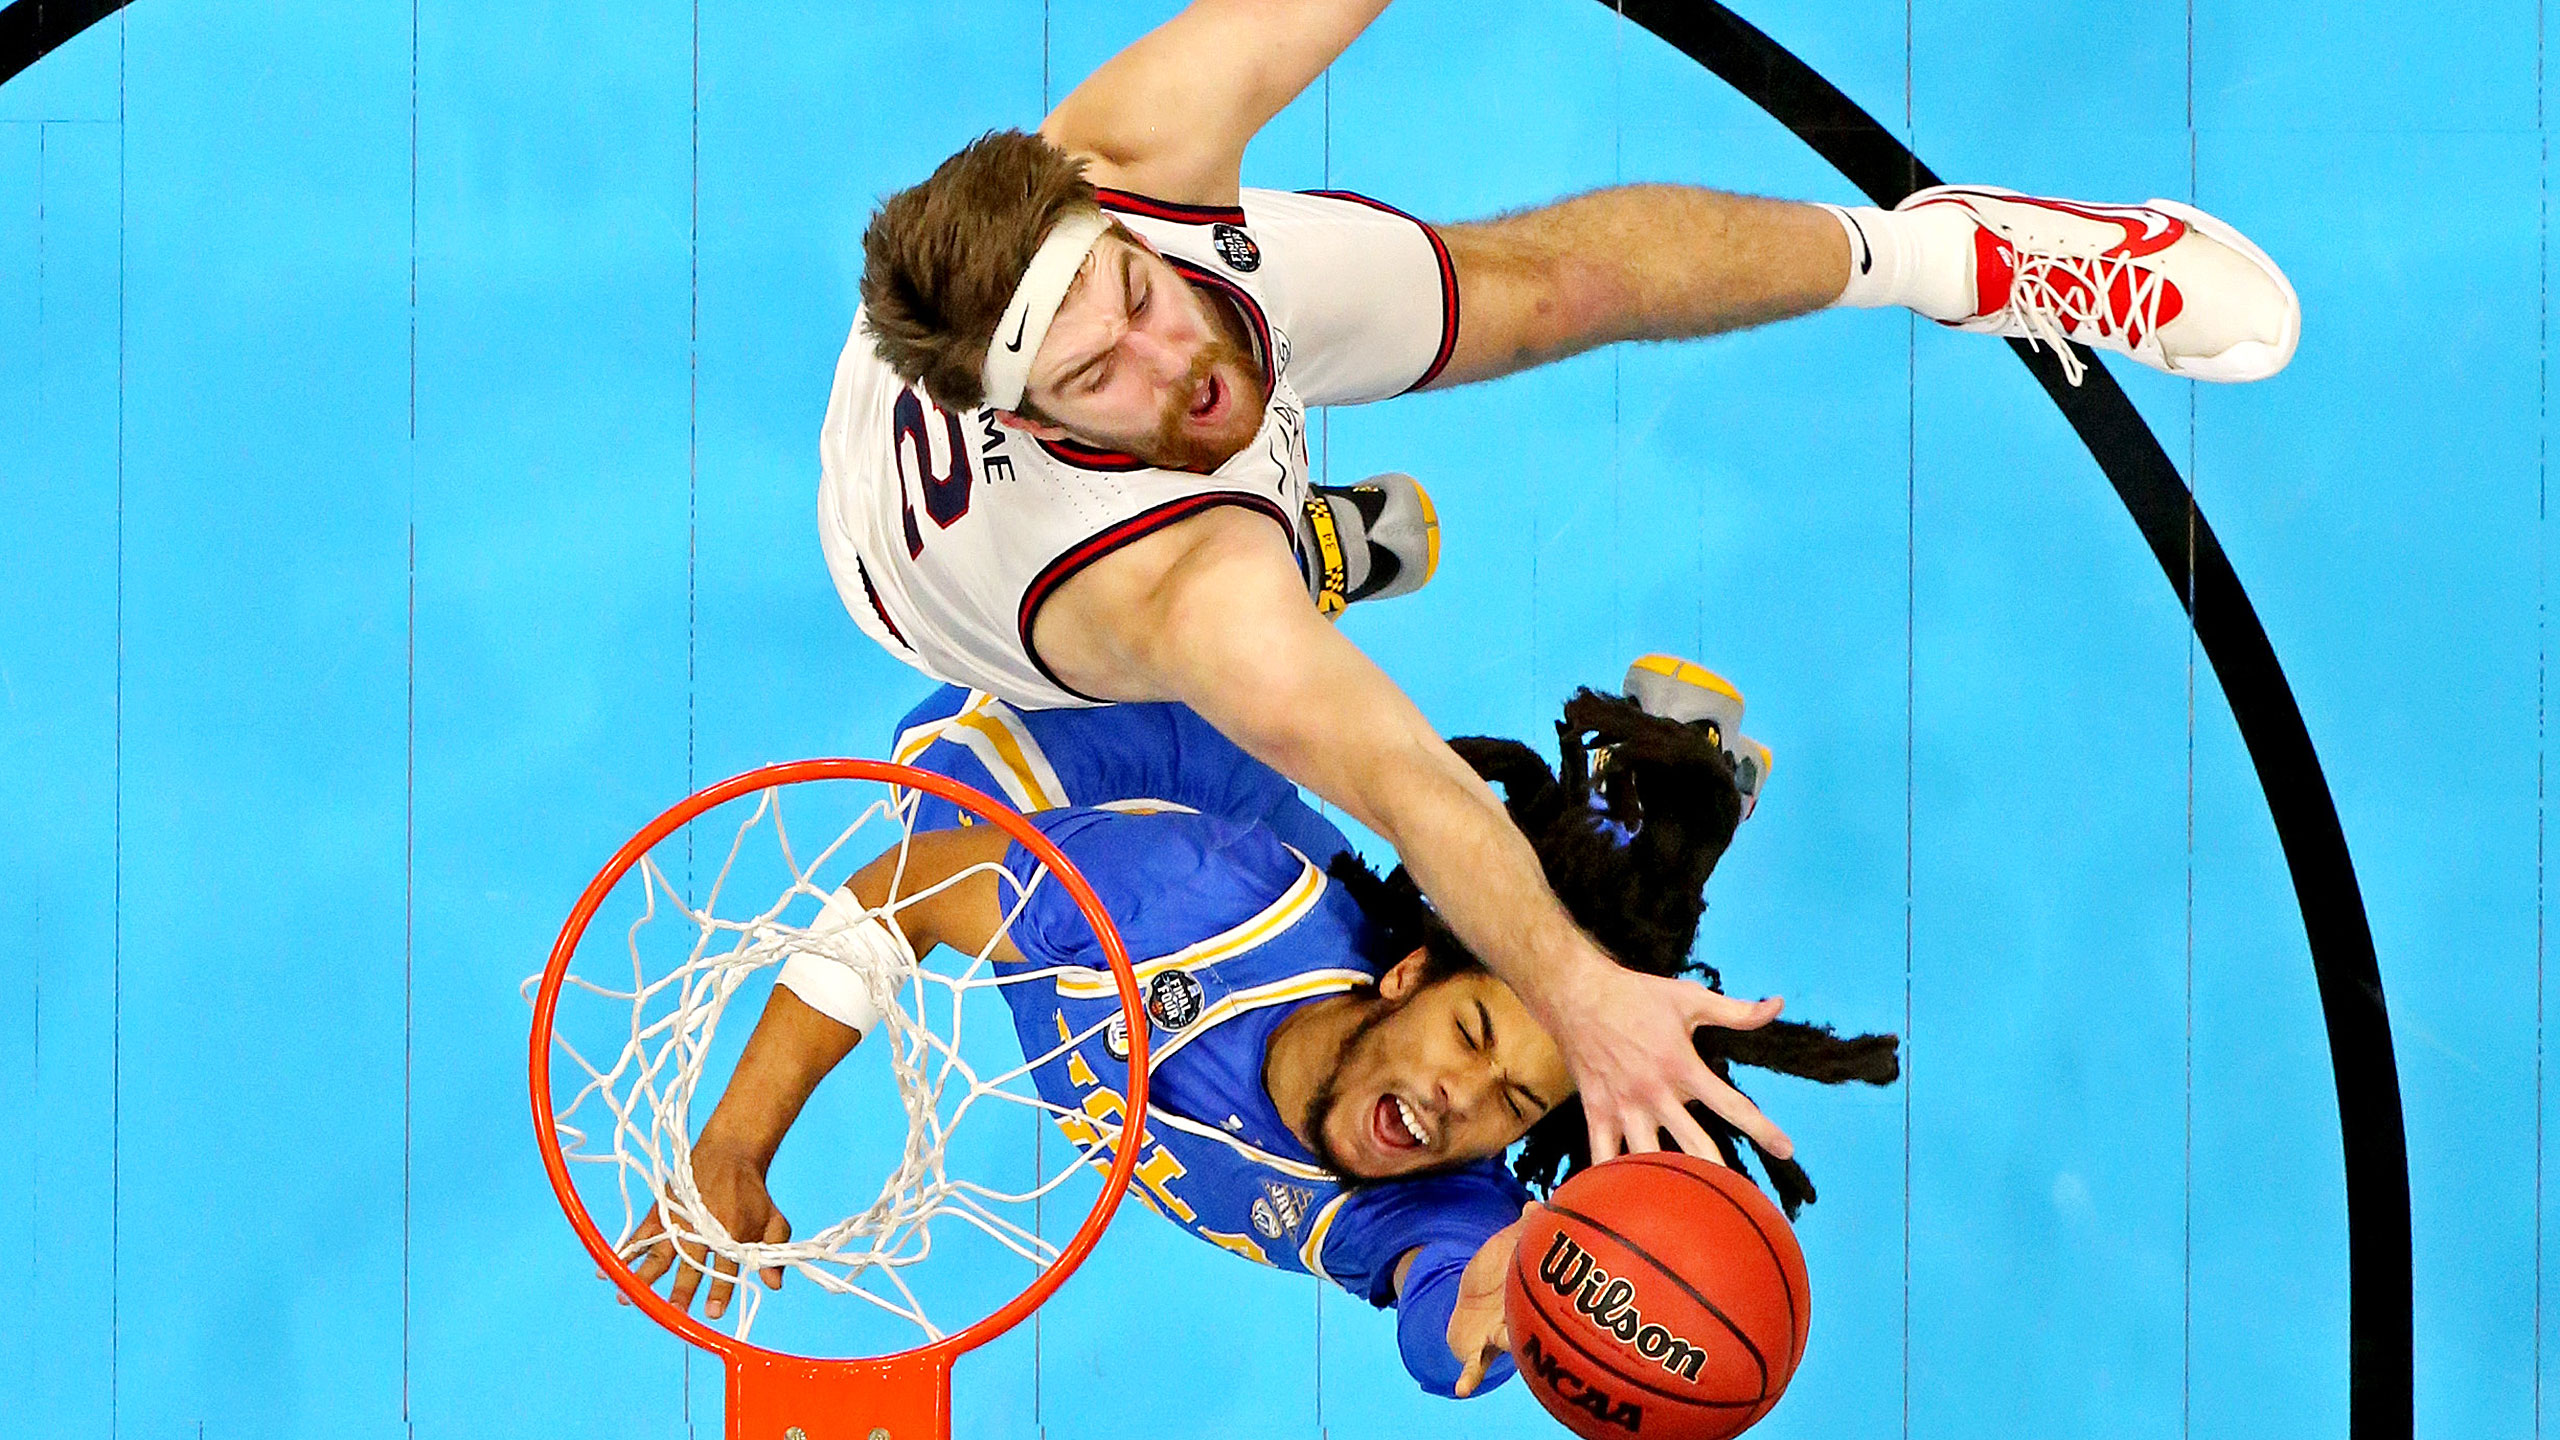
{"left": 1188, "top": 372, "right": 1225, "bottom": 424}
{"left": 1370, "top": 1092, "right": 1430, "bottom": 1154}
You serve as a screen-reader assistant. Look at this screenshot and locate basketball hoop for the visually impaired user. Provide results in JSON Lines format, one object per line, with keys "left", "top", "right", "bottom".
{"left": 527, "top": 758, "right": 1151, "bottom": 1440}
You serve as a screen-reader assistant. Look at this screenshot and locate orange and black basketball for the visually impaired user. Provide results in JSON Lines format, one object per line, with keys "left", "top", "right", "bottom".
{"left": 1504, "top": 1153, "right": 1810, "bottom": 1440}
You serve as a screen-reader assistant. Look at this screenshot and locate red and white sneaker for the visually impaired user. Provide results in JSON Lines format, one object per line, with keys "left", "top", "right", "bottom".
{"left": 1899, "top": 185, "right": 2301, "bottom": 385}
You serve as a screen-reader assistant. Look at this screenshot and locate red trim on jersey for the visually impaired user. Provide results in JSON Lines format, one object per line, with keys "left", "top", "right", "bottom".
{"left": 856, "top": 558, "right": 910, "bottom": 649}
{"left": 1162, "top": 256, "right": 1277, "bottom": 392}
{"left": 1035, "top": 259, "right": 1277, "bottom": 477}
{"left": 1036, "top": 436, "right": 1151, "bottom": 472}
{"left": 1301, "top": 189, "right": 1462, "bottom": 393}
{"left": 1017, "top": 492, "right": 1296, "bottom": 703}
{"left": 1096, "top": 188, "right": 1251, "bottom": 226}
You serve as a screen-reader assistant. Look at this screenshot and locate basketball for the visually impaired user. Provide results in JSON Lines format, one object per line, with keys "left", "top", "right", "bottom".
{"left": 1504, "top": 1154, "right": 1811, "bottom": 1440}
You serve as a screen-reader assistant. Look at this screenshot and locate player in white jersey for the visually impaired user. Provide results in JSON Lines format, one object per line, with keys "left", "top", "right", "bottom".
{"left": 822, "top": 187, "right": 1450, "bottom": 707}
{"left": 821, "top": 0, "right": 2301, "bottom": 1177}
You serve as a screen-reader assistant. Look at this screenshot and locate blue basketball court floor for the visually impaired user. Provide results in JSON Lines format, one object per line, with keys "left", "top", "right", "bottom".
{"left": 0, "top": 1, "right": 2540, "bottom": 1436}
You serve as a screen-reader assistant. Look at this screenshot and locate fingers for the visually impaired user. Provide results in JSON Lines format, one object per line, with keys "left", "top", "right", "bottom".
{"left": 704, "top": 1248, "right": 742, "bottom": 1320}
{"left": 1582, "top": 1110, "right": 1624, "bottom": 1166}
{"left": 1589, "top": 1077, "right": 1793, "bottom": 1167}
{"left": 667, "top": 1237, "right": 710, "bottom": 1314}
{"left": 1684, "top": 1059, "right": 1793, "bottom": 1160}
{"left": 1454, "top": 1316, "right": 1516, "bottom": 1399}
{"left": 627, "top": 1208, "right": 669, "bottom": 1266}
{"left": 1691, "top": 989, "right": 1784, "bottom": 1031}
{"left": 625, "top": 1223, "right": 782, "bottom": 1320}
{"left": 760, "top": 1209, "right": 792, "bottom": 1292}
{"left": 618, "top": 1186, "right": 793, "bottom": 1320}
{"left": 1571, "top": 976, "right": 1796, "bottom": 1166}
{"left": 1656, "top": 1099, "right": 1722, "bottom": 1165}
{"left": 625, "top": 1210, "right": 677, "bottom": 1305}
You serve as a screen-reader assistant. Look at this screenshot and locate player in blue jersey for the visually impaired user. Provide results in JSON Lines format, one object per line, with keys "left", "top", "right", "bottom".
{"left": 629, "top": 677, "right": 1894, "bottom": 1398}
{"left": 870, "top": 653, "right": 1774, "bottom": 866}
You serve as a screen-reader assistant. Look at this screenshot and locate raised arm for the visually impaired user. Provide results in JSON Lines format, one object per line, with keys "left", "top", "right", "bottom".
{"left": 1378, "top": 1208, "right": 1535, "bottom": 1399}
{"left": 1040, "top": 0, "right": 1394, "bottom": 205}
{"left": 624, "top": 826, "right": 1017, "bottom": 1317}
{"left": 1029, "top": 506, "right": 1794, "bottom": 1165}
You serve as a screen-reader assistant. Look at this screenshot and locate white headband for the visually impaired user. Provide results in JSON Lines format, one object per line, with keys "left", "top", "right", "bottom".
{"left": 981, "top": 209, "right": 1111, "bottom": 412}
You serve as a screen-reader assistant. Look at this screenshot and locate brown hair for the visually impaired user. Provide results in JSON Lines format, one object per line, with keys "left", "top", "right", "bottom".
{"left": 859, "top": 129, "right": 1101, "bottom": 413}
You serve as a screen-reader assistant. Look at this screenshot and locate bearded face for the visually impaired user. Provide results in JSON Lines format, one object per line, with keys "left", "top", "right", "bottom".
{"left": 1019, "top": 233, "right": 1269, "bottom": 473}
{"left": 1300, "top": 960, "right": 1568, "bottom": 1183}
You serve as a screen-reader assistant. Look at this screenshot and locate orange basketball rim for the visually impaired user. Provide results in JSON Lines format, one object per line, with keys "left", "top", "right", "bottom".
{"left": 527, "top": 758, "right": 1152, "bottom": 1440}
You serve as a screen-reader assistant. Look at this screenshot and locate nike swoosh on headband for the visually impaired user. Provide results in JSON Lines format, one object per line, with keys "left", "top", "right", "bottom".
{"left": 983, "top": 209, "right": 1112, "bottom": 411}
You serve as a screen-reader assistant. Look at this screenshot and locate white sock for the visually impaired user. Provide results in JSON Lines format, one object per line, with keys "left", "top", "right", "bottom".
{"left": 1819, "top": 202, "right": 1978, "bottom": 322}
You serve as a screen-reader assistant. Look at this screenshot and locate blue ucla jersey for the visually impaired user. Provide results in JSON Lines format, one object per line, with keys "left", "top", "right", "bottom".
{"left": 891, "top": 684, "right": 1357, "bottom": 863}
{"left": 992, "top": 806, "right": 1529, "bottom": 1309}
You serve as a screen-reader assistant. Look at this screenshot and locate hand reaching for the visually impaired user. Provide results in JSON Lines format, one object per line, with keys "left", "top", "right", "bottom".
{"left": 1449, "top": 1208, "right": 1535, "bottom": 1398}
{"left": 1546, "top": 961, "right": 1791, "bottom": 1164}
{"left": 621, "top": 1142, "right": 794, "bottom": 1321}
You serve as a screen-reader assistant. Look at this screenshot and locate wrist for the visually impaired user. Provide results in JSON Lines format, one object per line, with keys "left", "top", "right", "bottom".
{"left": 692, "top": 1127, "right": 779, "bottom": 1176}
{"left": 1512, "top": 921, "right": 1609, "bottom": 1021}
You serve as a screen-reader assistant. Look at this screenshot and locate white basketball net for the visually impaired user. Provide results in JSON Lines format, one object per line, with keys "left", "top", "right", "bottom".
{"left": 533, "top": 780, "right": 1136, "bottom": 1343}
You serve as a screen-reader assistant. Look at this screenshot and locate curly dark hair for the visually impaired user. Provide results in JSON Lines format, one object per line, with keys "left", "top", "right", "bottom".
{"left": 1328, "top": 688, "right": 1900, "bottom": 1219}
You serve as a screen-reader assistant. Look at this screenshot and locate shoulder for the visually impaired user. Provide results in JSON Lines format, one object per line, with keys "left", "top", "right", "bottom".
{"left": 1011, "top": 806, "right": 1318, "bottom": 949}
{"left": 824, "top": 310, "right": 964, "bottom": 466}
{"left": 1093, "top": 192, "right": 1280, "bottom": 337}
{"left": 1321, "top": 1160, "right": 1532, "bottom": 1304}
{"left": 1028, "top": 804, "right": 1274, "bottom": 866}
{"left": 832, "top": 306, "right": 909, "bottom": 409}
{"left": 1032, "top": 496, "right": 1305, "bottom": 667}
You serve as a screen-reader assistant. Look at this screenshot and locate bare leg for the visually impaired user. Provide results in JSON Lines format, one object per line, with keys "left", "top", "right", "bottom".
{"left": 1430, "top": 186, "right": 1850, "bottom": 389}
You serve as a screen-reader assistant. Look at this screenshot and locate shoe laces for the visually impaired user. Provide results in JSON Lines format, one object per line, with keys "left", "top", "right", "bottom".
{"left": 1996, "top": 244, "right": 2177, "bottom": 386}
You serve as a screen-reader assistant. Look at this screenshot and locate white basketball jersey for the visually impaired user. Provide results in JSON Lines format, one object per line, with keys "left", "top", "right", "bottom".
{"left": 818, "top": 187, "right": 1457, "bottom": 710}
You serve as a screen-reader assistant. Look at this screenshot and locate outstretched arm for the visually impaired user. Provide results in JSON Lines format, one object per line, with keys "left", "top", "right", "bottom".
{"left": 1029, "top": 506, "right": 1793, "bottom": 1165}
{"left": 1444, "top": 1212, "right": 1530, "bottom": 1398}
{"left": 1385, "top": 1210, "right": 1535, "bottom": 1399}
{"left": 624, "top": 826, "right": 1016, "bottom": 1317}
{"left": 1041, "top": 0, "right": 1394, "bottom": 206}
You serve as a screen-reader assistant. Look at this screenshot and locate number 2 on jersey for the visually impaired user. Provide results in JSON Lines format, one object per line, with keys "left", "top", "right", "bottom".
{"left": 894, "top": 388, "right": 973, "bottom": 558}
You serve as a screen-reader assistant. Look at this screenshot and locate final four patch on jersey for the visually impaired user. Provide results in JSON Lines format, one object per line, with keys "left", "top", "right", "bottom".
{"left": 1211, "top": 223, "right": 1261, "bottom": 273}
{"left": 1251, "top": 1180, "right": 1318, "bottom": 1240}
{"left": 1145, "top": 969, "right": 1209, "bottom": 1031}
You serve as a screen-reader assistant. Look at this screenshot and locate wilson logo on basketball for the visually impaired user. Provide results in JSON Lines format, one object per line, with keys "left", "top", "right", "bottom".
{"left": 1537, "top": 1230, "right": 1709, "bottom": 1381}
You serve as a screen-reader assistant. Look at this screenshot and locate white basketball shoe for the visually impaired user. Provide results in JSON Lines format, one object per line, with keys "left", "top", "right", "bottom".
{"left": 1898, "top": 185, "right": 2301, "bottom": 385}
{"left": 1620, "top": 654, "right": 1772, "bottom": 821}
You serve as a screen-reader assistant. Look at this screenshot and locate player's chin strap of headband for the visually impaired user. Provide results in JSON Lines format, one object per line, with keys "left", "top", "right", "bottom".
{"left": 982, "top": 209, "right": 1112, "bottom": 413}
